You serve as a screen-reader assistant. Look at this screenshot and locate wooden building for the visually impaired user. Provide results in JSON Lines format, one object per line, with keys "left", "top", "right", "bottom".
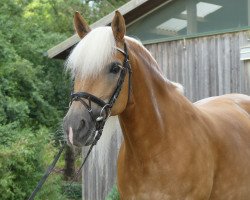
{"left": 48, "top": 0, "right": 250, "bottom": 199}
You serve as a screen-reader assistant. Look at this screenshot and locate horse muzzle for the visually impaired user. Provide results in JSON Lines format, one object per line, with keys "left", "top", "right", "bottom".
{"left": 63, "top": 105, "right": 96, "bottom": 147}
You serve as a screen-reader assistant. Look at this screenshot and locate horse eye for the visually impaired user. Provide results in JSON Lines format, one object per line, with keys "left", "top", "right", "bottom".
{"left": 110, "top": 63, "right": 121, "bottom": 74}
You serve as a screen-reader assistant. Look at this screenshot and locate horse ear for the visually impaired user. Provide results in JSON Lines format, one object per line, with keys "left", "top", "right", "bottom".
{"left": 74, "top": 11, "right": 91, "bottom": 38}
{"left": 111, "top": 10, "right": 126, "bottom": 42}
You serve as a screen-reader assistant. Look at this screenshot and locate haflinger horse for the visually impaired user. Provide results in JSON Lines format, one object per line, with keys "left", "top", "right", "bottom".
{"left": 63, "top": 11, "right": 250, "bottom": 199}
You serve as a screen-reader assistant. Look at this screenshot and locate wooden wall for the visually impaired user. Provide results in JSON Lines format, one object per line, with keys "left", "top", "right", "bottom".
{"left": 82, "top": 31, "right": 250, "bottom": 200}
{"left": 82, "top": 117, "right": 123, "bottom": 200}
{"left": 146, "top": 31, "right": 250, "bottom": 102}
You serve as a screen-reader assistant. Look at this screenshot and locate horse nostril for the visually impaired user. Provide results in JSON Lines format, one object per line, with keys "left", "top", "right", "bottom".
{"left": 78, "top": 119, "right": 86, "bottom": 131}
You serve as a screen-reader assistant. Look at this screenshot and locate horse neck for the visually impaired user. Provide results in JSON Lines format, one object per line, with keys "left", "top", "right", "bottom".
{"left": 118, "top": 41, "right": 196, "bottom": 161}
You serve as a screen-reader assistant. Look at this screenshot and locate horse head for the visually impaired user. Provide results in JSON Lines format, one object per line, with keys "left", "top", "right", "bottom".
{"left": 63, "top": 11, "right": 130, "bottom": 147}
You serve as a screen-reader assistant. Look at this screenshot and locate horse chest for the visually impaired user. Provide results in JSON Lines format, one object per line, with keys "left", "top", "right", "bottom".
{"left": 117, "top": 141, "right": 215, "bottom": 200}
{"left": 117, "top": 159, "right": 211, "bottom": 200}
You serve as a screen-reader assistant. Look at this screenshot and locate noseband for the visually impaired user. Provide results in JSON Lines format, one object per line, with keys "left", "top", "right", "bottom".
{"left": 70, "top": 43, "right": 131, "bottom": 145}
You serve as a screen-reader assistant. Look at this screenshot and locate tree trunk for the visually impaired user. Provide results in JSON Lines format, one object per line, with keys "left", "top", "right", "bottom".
{"left": 64, "top": 145, "right": 75, "bottom": 180}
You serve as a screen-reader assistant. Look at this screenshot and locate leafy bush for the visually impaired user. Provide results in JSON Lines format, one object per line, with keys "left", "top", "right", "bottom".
{"left": 62, "top": 182, "right": 82, "bottom": 200}
{"left": 105, "top": 185, "right": 120, "bottom": 200}
{"left": 0, "top": 124, "right": 66, "bottom": 200}
{"left": 0, "top": 0, "right": 130, "bottom": 199}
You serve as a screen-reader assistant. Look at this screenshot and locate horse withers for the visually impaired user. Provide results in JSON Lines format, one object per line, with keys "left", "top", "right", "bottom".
{"left": 63, "top": 11, "right": 250, "bottom": 200}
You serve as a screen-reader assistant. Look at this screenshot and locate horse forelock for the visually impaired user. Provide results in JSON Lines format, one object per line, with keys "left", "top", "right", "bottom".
{"left": 66, "top": 28, "right": 154, "bottom": 80}
{"left": 66, "top": 27, "right": 116, "bottom": 79}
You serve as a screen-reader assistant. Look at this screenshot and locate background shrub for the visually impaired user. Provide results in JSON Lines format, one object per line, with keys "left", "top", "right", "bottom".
{"left": 62, "top": 182, "right": 82, "bottom": 200}
{"left": 0, "top": 125, "right": 66, "bottom": 200}
{"left": 105, "top": 185, "right": 120, "bottom": 200}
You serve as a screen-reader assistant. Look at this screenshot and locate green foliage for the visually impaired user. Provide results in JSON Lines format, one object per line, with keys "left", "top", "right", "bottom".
{"left": 0, "top": 0, "right": 71, "bottom": 198}
{"left": 105, "top": 185, "right": 120, "bottom": 200}
{"left": 0, "top": 125, "right": 66, "bottom": 200}
{"left": 0, "top": 0, "right": 70, "bottom": 129}
{"left": 63, "top": 182, "right": 82, "bottom": 200}
{"left": 82, "top": 0, "right": 129, "bottom": 24}
{"left": 0, "top": 0, "right": 129, "bottom": 199}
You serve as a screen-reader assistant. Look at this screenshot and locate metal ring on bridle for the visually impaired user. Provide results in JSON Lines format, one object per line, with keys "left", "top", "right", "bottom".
{"left": 101, "top": 103, "right": 111, "bottom": 117}
{"left": 95, "top": 104, "right": 111, "bottom": 122}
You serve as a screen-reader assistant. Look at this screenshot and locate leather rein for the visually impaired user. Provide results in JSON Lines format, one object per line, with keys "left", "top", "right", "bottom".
{"left": 27, "top": 43, "right": 131, "bottom": 200}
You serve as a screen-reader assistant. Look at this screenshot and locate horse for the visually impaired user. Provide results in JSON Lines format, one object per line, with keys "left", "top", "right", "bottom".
{"left": 63, "top": 11, "right": 250, "bottom": 199}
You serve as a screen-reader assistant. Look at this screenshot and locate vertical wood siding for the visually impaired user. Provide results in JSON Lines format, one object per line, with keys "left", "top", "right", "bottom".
{"left": 146, "top": 31, "right": 250, "bottom": 102}
{"left": 82, "top": 31, "right": 250, "bottom": 199}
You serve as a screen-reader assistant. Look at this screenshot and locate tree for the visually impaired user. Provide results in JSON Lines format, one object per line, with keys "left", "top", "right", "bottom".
{"left": 0, "top": 0, "right": 129, "bottom": 199}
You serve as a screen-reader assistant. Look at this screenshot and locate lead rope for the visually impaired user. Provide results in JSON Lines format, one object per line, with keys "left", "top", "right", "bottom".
{"left": 62, "top": 120, "right": 105, "bottom": 196}
{"left": 27, "top": 143, "right": 66, "bottom": 200}
{"left": 27, "top": 126, "right": 104, "bottom": 200}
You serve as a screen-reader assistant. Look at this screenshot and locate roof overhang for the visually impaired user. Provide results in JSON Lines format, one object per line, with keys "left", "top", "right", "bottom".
{"left": 46, "top": 0, "right": 169, "bottom": 59}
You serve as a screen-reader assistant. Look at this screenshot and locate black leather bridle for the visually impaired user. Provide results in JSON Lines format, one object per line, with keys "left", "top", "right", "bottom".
{"left": 27, "top": 43, "right": 132, "bottom": 200}
{"left": 70, "top": 43, "right": 131, "bottom": 145}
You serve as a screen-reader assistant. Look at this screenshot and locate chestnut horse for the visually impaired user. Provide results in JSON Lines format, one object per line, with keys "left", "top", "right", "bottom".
{"left": 63, "top": 11, "right": 250, "bottom": 199}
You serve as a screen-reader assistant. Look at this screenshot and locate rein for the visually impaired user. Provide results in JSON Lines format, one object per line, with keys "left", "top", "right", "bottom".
{"left": 27, "top": 43, "right": 131, "bottom": 200}
{"left": 27, "top": 143, "right": 66, "bottom": 200}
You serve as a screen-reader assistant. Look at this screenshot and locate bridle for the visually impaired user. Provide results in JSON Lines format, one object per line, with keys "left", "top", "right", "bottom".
{"left": 70, "top": 42, "right": 131, "bottom": 146}
{"left": 61, "top": 46, "right": 131, "bottom": 196}
{"left": 27, "top": 43, "right": 132, "bottom": 200}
